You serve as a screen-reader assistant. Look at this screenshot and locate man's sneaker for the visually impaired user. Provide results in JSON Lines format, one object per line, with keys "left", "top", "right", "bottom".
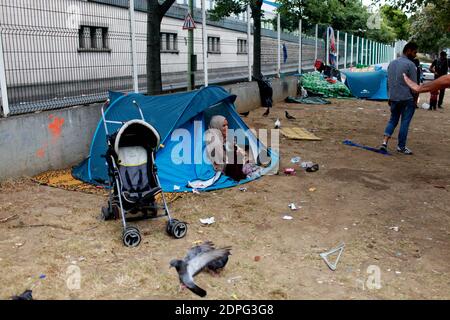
{"left": 379, "top": 143, "right": 388, "bottom": 152}
{"left": 397, "top": 146, "right": 413, "bottom": 155}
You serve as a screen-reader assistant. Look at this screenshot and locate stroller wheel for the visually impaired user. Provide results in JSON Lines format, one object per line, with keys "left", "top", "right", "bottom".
{"left": 122, "top": 226, "right": 141, "bottom": 247}
{"left": 101, "top": 206, "right": 112, "bottom": 221}
{"left": 171, "top": 221, "right": 188, "bottom": 239}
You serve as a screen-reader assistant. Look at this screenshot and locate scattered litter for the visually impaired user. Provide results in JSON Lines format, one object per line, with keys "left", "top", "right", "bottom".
{"left": 282, "top": 215, "right": 294, "bottom": 220}
{"left": 389, "top": 226, "right": 399, "bottom": 232}
{"left": 200, "top": 217, "right": 215, "bottom": 225}
{"left": 78, "top": 257, "right": 86, "bottom": 262}
{"left": 239, "top": 187, "right": 247, "bottom": 192}
{"left": 421, "top": 103, "right": 430, "bottom": 110}
{"left": 284, "top": 168, "right": 296, "bottom": 175}
{"left": 344, "top": 227, "right": 348, "bottom": 231}
{"left": 291, "top": 157, "right": 301, "bottom": 164}
{"left": 15, "top": 242, "right": 24, "bottom": 247}
{"left": 227, "top": 276, "right": 242, "bottom": 284}
{"left": 254, "top": 256, "right": 261, "bottom": 262}
{"left": 387, "top": 269, "right": 391, "bottom": 272}
{"left": 357, "top": 107, "right": 364, "bottom": 110}
{"left": 395, "top": 271, "right": 401, "bottom": 275}
{"left": 231, "top": 293, "right": 239, "bottom": 300}
{"left": 11, "top": 290, "right": 33, "bottom": 300}
{"left": 192, "top": 240, "right": 203, "bottom": 245}
{"left": 309, "top": 187, "right": 317, "bottom": 192}
{"left": 192, "top": 189, "right": 200, "bottom": 194}
{"left": 301, "top": 162, "right": 319, "bottom": 172}
{"left": 173, "top": 185, "right": 181, "bottom": 191}
{"left": 288, "top": 203, "right": 299, "bottom": 210}
{"left": 0, "top": 214, "right": 18, "bottom": 224}
{"left": 320, "top": 243, "right": 345, "bottom": 271}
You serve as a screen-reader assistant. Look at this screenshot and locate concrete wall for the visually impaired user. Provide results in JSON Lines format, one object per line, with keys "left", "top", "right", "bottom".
{"left": 0, "top": 78, "right": 298, "bottom": 180}
{"left": 0, "top": 104, "right": 102, "bottom": 180}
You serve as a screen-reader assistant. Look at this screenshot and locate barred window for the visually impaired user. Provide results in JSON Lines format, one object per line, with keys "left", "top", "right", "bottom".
{"left": 208, "top": 36, "right": 220, "bottom": 54}
{"left": 78, "top": 26, "right": 110, "bottom": 52}
{"left": 160, "top": 32, "right": 178, "bottom": 53}
{"left": 237, "top": 38, "right": 247, "bottom": 54}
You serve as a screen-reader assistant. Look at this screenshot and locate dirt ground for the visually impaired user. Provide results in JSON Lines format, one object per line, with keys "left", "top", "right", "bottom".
{"left": 1, "top": 92, "right": 449, "bottom": 300}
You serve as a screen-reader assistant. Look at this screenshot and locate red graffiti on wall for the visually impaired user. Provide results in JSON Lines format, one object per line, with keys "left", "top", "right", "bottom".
{"left": 36, "top": 143, "right": 48, "bottom": 158}
{"left": 48, "top": 114, "right": 65, "bottom": 142}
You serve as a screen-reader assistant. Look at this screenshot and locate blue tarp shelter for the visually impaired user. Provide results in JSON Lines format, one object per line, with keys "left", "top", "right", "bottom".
{"left": 344, "top": 69, "right": 388, "bottom": 100}
{"left": 73, "top": 86, "right": 279, "bottom": 192}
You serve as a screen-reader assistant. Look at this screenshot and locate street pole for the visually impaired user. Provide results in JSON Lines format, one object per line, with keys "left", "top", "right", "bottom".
{"left": 298, "top": 19, "right": 302, "bottom": 74}
{"left": 350, "top": 34, "right": 354, "bottom": 67}
{"left": 356, "top": 36, "right": 359, "bottom": 66}
{"left": 188, "top": 0, "right": 195, "bottom": 90}
{"left": 314, "top": 24, "right": 318, "bottom": 61}
{"left": 336, "top": 30, "right": 339, "bottom": 70}
{"left": 0, "top": 28, "right": 9, "bottom": 117}
{"left": 277, "top": 13, "right": 281, "bottom": 77}
{"left": 326, "top": 27, "right": 330, "bottom": 65}
{"left": 129, "top": 0, "right": 138, "bottom": 93}
{"left": 201, "top": 0, "right": 208, "bottom": 86}
{"left": 247, "top": 4, "right": 251, "bottom": 81}
{"left": 360, "top": 38, "right": 364, "bottom": 65}
{"left": 344, "top": 32, "right": 347, "bottom": 69}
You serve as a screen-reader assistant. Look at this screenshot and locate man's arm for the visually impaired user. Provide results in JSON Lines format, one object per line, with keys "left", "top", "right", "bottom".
{"left": 403, "top": 73, "right": 450, "bottom": 93}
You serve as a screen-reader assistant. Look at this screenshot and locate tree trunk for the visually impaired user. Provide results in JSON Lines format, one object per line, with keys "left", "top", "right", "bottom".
{"left": 147, "top": 1, "right": 163, "bottom": 95}
{"left": 251, "top": 1, "right": 263, "bottom": 78}
{"left": 146, "top": 0, "right": 175, "bottom": 95}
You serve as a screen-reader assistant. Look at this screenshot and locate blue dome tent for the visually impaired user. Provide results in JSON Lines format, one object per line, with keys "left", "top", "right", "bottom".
{"left": 343, "top": 69, "right": 388, "bottom": 100}
{"left": 73, "top": 86, "right": 279, "bottom": 192}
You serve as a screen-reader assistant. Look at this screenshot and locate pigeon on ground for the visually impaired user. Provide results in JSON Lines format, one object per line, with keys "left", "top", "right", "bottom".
{"left": 170, "top": 242, "right": 232, "bottom": 297}
{"left": 285, "top": 110, "right": 296, "bottom": 120}
{"left": 275, "top": 118, "right": 281, "bottom": 129}
{"left": 11, "top": 290, "right": 33, "bottom": 300}
{"left": 239, "top": 111, "right": 250, "bottom": 117}
{"left": 262, "top": 108, "right": 270, "bottom": 117}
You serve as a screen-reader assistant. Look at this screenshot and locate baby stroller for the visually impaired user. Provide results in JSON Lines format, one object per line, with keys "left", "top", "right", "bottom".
{"left": 100, "top": 99, "right": 188, "bottom": 247}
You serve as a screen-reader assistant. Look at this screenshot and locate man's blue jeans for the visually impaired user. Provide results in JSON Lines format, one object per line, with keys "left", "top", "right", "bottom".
{"left": 384, "top": 99, "right": 415, "bottom": 149}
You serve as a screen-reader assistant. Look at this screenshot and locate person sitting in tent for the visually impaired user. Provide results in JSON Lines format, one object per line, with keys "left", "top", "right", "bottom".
{"left": 206, "top": 115, "right": 261, "bottom": 181}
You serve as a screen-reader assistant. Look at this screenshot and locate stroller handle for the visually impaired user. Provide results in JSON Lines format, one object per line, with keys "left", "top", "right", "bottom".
{"left": 101, "top": 97, "right": 146, "bottom": 137}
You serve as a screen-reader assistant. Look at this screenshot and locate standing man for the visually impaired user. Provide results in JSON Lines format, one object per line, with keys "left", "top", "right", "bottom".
{"left": 380, "top": 42, "right": 418, "bottom": 155}
{"left": 430, "top": 51, "right": 449, "bottom": 109}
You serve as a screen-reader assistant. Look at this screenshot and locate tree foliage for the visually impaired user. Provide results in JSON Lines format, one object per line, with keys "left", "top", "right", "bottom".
{"left": 409, "top": 2, "right": 450, "bottom": 53}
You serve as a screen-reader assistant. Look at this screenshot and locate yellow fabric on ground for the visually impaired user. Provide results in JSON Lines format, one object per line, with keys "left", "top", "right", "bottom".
{"left": 280, "top": 127, "right": 322, "bottom": 141}
{"left": 32, "top": 168, "right": 182, "bottom": 203}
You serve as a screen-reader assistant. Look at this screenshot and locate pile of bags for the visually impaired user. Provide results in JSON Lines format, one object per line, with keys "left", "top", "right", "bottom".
{"left": 300, "top": 71, "right": 352, "bottom": 98}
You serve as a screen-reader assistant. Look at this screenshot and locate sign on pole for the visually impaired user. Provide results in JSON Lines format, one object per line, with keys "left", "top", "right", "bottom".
{"left": 183, "top": 12, "right": 196, "bottom": 30}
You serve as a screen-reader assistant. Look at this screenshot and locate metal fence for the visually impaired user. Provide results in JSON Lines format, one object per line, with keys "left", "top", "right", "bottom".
{"left": 0, "top": 0, "right": 395, "bottom": 117}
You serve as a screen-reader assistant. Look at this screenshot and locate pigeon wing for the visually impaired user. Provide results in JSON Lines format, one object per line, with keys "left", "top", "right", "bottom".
{"left": 185, "top": 241, "right": 215, "bottom": 261}
{"left": 181, "top": 273, "right": 207, "bottom": 297}
{"left": 187, "top": 247, "right": 231, "bottom": 277}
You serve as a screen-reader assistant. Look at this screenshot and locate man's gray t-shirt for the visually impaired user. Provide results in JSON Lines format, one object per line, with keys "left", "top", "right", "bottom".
{"left": 388, "top": 55, "right": 417, "bottom": 101}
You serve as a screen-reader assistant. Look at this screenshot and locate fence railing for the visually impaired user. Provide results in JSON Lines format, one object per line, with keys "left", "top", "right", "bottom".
{"left": 0, "top": 0, "right": 395, "bottom": 117}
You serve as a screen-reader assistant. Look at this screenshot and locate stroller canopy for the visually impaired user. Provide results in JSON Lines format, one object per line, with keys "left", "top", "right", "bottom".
{"left": 73, "top": 86, "right": 279, "bottom": 192}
